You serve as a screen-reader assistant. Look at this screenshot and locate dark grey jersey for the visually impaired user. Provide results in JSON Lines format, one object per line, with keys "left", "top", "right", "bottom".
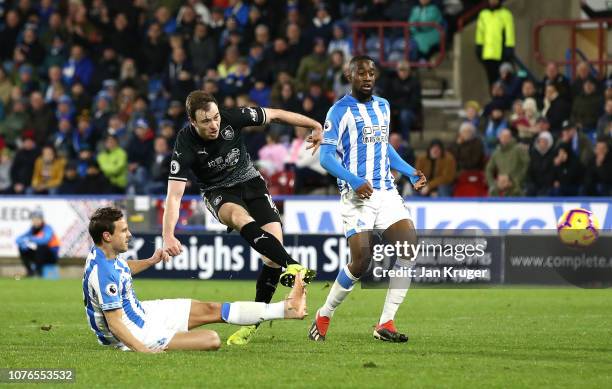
{"left": 168, "top": 106, "right": 267, "bottom": 193}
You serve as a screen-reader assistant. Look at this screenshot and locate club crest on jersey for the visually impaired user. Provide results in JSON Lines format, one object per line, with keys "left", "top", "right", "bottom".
{"left": 324, "top": 120, "right": 332, "bottom": 132}
{"left": 105, "top": 283, "right": 118, "bottom": 297}
{"left": 170, "top": 160, "right": 180, "bottom": 174}
{"left": 221, "top": 125, "right": 234, "bottom": 140}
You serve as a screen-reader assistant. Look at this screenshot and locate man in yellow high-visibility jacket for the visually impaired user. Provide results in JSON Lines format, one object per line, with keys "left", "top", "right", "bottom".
{"left": 475, "top": 0, "right": 515, "bottom": 86}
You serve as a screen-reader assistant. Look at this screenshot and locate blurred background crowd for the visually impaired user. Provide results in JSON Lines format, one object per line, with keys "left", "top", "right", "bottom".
{"left": 0, "top": 0, "right": 610, "bottom": 198}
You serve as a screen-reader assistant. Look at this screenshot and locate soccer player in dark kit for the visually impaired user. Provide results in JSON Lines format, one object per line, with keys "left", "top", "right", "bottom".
{"left": 162, "top": 90, "right": 322, "bottom": 345}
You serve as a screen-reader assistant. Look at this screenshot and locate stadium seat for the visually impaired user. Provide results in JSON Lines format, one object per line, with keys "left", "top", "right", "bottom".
{"left": 267, "top": 170, "right": 295, "bottom": 196}
{"left": 452, "top": 170, "right": 488, "bottom": 197}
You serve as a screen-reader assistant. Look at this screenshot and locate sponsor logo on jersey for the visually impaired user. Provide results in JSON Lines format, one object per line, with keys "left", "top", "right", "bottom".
{"left": 225, "top": 148, "right": 240, "bottom": 166}
{"left": 242, "top": 107, "right": 258, "bottom": 123}
{"left": 213, "top": 195, "right": 223, "bottom": 206}
{"left": 221, "top": 125, "right": 234, "bottom": 140}
{"left": 170, "top": 160, "right": 180, "bottom": 174}
{"left": 105, "top": 283, "right": 118, "bottom": 297}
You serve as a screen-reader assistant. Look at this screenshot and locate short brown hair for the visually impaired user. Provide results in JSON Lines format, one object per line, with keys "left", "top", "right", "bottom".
{"left": 185, "top": 91, "right": 217, "bottom": 121}
{"left": 89, "top": 207, "right": 123, "bottom": 245}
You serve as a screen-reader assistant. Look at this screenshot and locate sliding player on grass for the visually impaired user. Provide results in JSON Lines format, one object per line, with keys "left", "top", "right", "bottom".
{"left": 83, "top": 207, "right": 307, "bottom": 353}
{"left": 308, "top": 56, "right": 427, "bottom": 342}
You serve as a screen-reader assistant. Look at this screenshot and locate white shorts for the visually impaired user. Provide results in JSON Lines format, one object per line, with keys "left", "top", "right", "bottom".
{"left": 119, "top": 298, "right": 191, "bottom": 351}
{"left": 341, "top": 188, "right": 412, "bottom": 238}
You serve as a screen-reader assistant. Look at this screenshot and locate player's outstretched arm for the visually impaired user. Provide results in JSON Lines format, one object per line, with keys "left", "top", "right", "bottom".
{"left": 263, "top": 108, "right": 323, "bottom": 153}
{"left": 388, "top": 145, "right": 427, "bottom": 190}
{"left": 162, "top": 180, "right": 186, "bottom": 256}
{"left": 103, "top": 309, "right": 159, "bottom": 353}
{"left": 319, "top": 144, "right": 373, "bottom": 198}
{"left": 127, "top": 248, "right": 171, "bottom": 275}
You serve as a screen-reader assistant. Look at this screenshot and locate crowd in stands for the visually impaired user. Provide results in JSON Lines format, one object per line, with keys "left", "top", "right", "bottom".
{"left": 445, "top": 61, "right": 612, "bottom": 198}
{"left": 0, "top": 0, "right": 609, "bottom": 198}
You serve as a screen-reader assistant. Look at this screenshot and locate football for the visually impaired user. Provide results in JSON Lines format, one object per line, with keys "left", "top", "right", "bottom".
{"left": 557, "top": 208, "right": 601, "bottom": 248}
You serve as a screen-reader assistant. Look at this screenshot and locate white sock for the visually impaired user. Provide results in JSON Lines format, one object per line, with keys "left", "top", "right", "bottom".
{"left": 221, "top": 301, "right": 285, "bottom": 325}
{"left": 379, "top": 258, "right": 412, "bottom": 325}
{"left": 319, "top": 265, "right": 359, "bottom": 318}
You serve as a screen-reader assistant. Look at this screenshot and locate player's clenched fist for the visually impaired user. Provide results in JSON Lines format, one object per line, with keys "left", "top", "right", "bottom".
{"left": 149, "top": 248, "right": 171, "bottom": 264}
{"left": 163, "top": 236, "right": 183, "bottom": 256}
{"left": 355, "top": 181, "right": 374, "bottom": 199}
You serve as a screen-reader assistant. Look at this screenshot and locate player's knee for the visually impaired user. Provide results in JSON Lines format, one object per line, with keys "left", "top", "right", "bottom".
{"left": 204, "top": 331, "right": 221, "bottom": 351}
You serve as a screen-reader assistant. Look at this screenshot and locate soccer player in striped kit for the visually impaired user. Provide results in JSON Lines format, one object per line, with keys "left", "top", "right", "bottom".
{"left": 308, "top": 55, "right": 427, "bottom": 342}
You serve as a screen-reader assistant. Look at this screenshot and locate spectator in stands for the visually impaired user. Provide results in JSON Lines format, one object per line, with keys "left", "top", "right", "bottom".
{"left": 70, "top": 81, "right": 91, "bottom": 117}
{"left": 19, "top": 24, "right": 46, "bottom": 66}
{"left": 75, "top": 145, "right": 95, "bottom": 178}
{"left": 512, "top": 98, "right": 539, "bottom": 146}
{"left": 483, "top": 81, "right": 512, "bottom": 118}
{"left": 584, "top": 138, "right": 612, "bottom": 196}
{"left": 408, "top": 0, "right": 443, "bottom": 61}
{"left": 0, "top": 66, "right": 13, "bottom": 105}
{"left": 51, "top": 117, "right": 73, "bottom": 159}
{"left": 597, "top": 98, "right": 612, "bottom": 138}
{"left": 108, "top": 12, "right": 139, "bottom": 59}
{"left": 79, "top": 160, "right": 112, "bottom": 194}
{"left": 145, "top": 136, "right": 172, "bottom": 195}
{"left": 267, "top": 37, "right": 298, "bottom": 78}
{"left": 27, "top": 91, "right": 55, "bottom": 145}
{"left": 557, "top": 120, "right": 594, "bottom": 167}
{"left": 525, "top": 131, "right": 555, "bottom": 196}
{"left": 154, "top": 6, "right": 177, "bottom": 35}
{"left": 176, "top": 4, "right": 198, "bottom": 41}
{"left": 542, "top": 62, "right": 570, "bottom": 102}
{"left": 462, "top": 100, "right": 482, "bottom": 130}
{"left": 519, "top": 79, "right": 543, "bottom": 110}
{"left": 139, "top": 22, "right": 170, "bottom": 78}
{"left": 0, "top": 148, "right": 13, "bottom": 193}
{"left": 571, "top": 78, "right": 604, "bottom": 134}
{"left": 16, "top": 65, "right": 40, "bottom": 95}
{"left": 296, "top": 38, "right": 330, "bottom": 93}
{"left": 286, "top": 22, "right": 308, "bottom": 62}
{"left": 189, "top": 22, "right": 217, "bottom": 78}
{"left": 30, "top": 144, "right": 66, "bottom": 195}
{"left": 126, "top": 119, "right": 155, "bottom": 195}
{"left": 475, "top": 0, "right": 515, "bottom": 86}
{"left": 165, "top": 100, "right": 187, "bottom": 130}
{"left": 290, "top": 126, "right": 328, "bottom": 194}
{"left": 571, "top": 61, "right": 598, "bottom": 98}
{"left": 73, "top": 114, "right": 97, "bottom": 155}
{"left": 416, "top": 139, "right": 456, "bottom": 197}
{"left": 90, "top": 47, "right": 120, "bottom": 91}
{"left": 309, "top": 4, "right": 333, "bottom": 41}
{"left": 62, "top": 44, "right": 94, "bottom": 87}
{"left": 43, "top": 65, "right": 63, "bottom": 103}
{"left": 15, "top": 209, "right": 60, "bottom": 277}
{"left": 97, "top": 134, "right": 127, "bottom": 194}
{"left": 57, "top": 161, "right": 81, "bottom": 195}
{"left": 448, "top": 122, "right": 485, "bottom": 172}
{"left": 550, "top": 142, "right": 582, "bottom": 196}
{"left": 128, "top": 95, "right": 157, "bottom": 134}
{"left": 386, "top": 61, "right": 422, "bottom": 141}
{"left": 498, "top": 62, "right": 521, "bottom": 101}
{"left": 0, "top": 10, "right": 22, "bottom": 61}
{"left": 250, "top": 79, "right": 271, "bottom": 107}
{"left": 485, "top": 129, "right": 529, "bottom": 196}
{"left": 326, "top": 50, "right": 350, "bottom": 100}
{"left": 225, "top": 0, "right": 250, "bottom": 27}
{"left": 483, "top": 102, "right": 507, "bottom": 153}
{"left": 257, "top": 131, "right": 288, "bottom": 177}
{"left": 543, "top": 83, "right": 570, "bottom": 135}
{"left": 9, "top": 134, "right": 38, "bottom": 194}
{"left": 328, "top": 22, "right": 352, "bottom": 60}
{"left": 91, "top": 91, "right": 113, "bottom": 133}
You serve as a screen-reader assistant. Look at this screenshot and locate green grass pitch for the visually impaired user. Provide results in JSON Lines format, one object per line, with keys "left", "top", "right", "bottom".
{"left": 1, "top": 278, "right": 611, "bottom": 388}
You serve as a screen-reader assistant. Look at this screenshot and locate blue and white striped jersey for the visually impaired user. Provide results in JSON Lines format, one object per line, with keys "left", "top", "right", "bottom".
{"left": 82, "top": 246, "right": 146, "bottom": 346}
{"left": 321, "top": 94, "right": 395, "bottom": 192}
